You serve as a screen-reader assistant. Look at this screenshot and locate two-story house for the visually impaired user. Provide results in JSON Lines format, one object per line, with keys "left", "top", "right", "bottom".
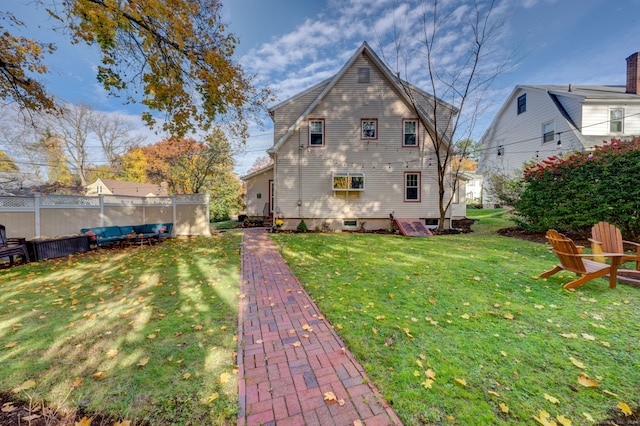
{"left": 241, "top": 42, "right": 465, "bottom": 232}
{"left": 478, "top": 52, "right": 640, "bottom": 205}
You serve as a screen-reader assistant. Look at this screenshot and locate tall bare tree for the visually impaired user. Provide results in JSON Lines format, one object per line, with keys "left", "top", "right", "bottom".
{"left": 44, "top": 103, "right": 93, "bottom": 185}
{"left": 385, "top": 0, "right": 511, "bottom": 229}
{"left": 91, "top": 111, "right": 146, "bottom": 169}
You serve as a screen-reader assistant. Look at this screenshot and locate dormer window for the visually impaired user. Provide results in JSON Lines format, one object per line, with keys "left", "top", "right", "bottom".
{"left": 357, "top": 67, "right": 370, "bottom": 83}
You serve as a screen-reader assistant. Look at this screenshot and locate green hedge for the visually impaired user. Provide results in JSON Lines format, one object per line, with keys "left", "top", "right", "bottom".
{"left": 513, "top": 138, "right": 640, "bottom": 238}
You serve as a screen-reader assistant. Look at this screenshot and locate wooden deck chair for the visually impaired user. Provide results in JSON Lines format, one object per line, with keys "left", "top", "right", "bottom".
{"left": 539, "top": 229, "right": 623, "bottom": 289}
{"left": 590, "top": 221, "right": 640, "bottom": 271}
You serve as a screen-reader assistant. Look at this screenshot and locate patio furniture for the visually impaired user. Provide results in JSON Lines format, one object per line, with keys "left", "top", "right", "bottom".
{"left": 81, "top": 223, "right": 173, "bottom": 248}
{"left": 590, "top": 221, "right": 640, "bottom": 270}
{"left": 0, "top": 224, "right": 30, "bottom": 266}
{"left": 539, "top": 229, "right": 624, "bottom": 289}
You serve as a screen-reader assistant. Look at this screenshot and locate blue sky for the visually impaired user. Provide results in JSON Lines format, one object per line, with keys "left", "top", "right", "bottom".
{"left": 4, "top": 0, "right": 640, "bottom": 174}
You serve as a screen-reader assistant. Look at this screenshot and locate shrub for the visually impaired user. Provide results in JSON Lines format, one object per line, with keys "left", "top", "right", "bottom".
{"left": 296, "top": 219, "right": 308, "bottom": 232}
{"left": 513, "top": 137, "right": 640, "bottom": 238}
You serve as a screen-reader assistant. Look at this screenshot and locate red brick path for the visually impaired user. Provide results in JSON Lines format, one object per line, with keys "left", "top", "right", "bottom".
{"left": 237, "top": 229, "right": 402, "bottom": 426}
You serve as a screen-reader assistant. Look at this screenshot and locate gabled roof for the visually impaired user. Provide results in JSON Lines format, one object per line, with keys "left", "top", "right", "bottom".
{"left": 480, "top": 84, "right": 640, "bottom": 151}
{"left": 89, "top": 178, "right": 168, "bottom": 197}
{"left": 267, "top": 41, "right": 456, "bottom": 155}
{"left": 240, "top": 164, "right": 274, "bottom": 181}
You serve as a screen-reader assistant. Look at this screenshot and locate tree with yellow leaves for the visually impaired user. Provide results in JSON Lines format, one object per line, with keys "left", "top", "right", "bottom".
{"left": 1, "top": 1, "right": 271, "bottom": 138}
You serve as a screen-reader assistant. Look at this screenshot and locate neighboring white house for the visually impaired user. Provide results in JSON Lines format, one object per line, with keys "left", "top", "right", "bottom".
{"left": 241, "top": 42, "right": 468, "bottom": 231}
{"left": 86, "top": 178, "right": 168, "bottom": 197}
{"left": 478, "top": 52, "right": 640, "bottom": 205}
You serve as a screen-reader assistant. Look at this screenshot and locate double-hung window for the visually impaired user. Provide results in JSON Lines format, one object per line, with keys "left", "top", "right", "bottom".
{"left": 610, "top": 108, "right": 624, "bottom": 133}
{"left": 517, "top": 94, "right": 526, "bottom": 114}
{"left": 542, "top": 121, "right": 555, "bottom": 143}
{"left": 403, "top": 119, "right": 418, "bottom": 146}
{"left": 361, "top": 119, "right": 377, "bottom": 139}
{"left": 309, "top": 119, "right": 325, "bottom": 146}
{"left": 405, "top": 172, "right": 420, "bottom": 201}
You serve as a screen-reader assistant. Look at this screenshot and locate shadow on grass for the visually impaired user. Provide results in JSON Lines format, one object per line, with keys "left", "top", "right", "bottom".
{"left": 0, "top": 232, "right": 242, "bottom": 425}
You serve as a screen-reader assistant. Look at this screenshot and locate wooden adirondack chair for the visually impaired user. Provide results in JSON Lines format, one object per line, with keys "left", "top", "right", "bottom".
{"left": 590, "top": 221, "right": 640, "bottom": 271}
{"left": 0, "top": 224, "right": 30, "bottom": 266}
{"left": 539, "top": 229, "right": 624, "bottom": 289}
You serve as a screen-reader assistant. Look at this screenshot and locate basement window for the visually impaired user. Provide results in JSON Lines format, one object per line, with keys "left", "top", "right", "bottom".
{"left": 343, "top": 219, "right": 358, "bottom": 228}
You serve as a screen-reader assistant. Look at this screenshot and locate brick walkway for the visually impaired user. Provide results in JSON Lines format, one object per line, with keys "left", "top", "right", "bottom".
{"left": 237, "top": 229, "right": 402, "bottom": 426}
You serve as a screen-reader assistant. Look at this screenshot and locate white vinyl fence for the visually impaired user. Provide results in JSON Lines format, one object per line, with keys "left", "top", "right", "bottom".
{"left": 0, "top": 194, "right": 211, "bottom": 239}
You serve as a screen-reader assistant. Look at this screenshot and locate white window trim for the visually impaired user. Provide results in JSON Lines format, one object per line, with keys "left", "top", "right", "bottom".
{"left": 609, "top": 108, "right": 624, "bottom": 133}
{"left": 309, "top": 118, "right": 325, "bottom": 147}
{"left": 361, "top": 119, "right": 377, "bottom": 140}
{"left": 402, "top": 119, "right": 419, "bottom": 147}
{"left": 332, "top": 172, "right": 365, "bottom": 191}
{"left": 542, "top": 120, "right": 555, "bottom": 143}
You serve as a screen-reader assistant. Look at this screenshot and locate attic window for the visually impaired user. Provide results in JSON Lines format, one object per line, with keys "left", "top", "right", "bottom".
{"left": 542, "top": 121, "right": 555, "bottom": 143}
{"left": 357, "top": 67, "right": 370, "bottom": 83}
{"left": 517, "top": 94, "right": 526, "bottom": 114}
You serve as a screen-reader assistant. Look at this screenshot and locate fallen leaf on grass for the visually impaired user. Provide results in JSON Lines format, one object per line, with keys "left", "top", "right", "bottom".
{"left": 421, "top": 379, "right": 434, "bottom": 389}
{"left": 12, "top": 379, "right": 36, "bottom": 393}
{"left": 581, "top": 333, "right": 595, "bottom": 341}
{"left": 578, "top": 375, "right": 598, "bottom": 387}
{"left": 603, "top": 390, "right": 619, "bottom": 397}
{"left": 183, "top": 373, "right": 191, "bottom": 379}
{"left": 618, "top": 402, "right": 632, "bottom": 416}
{"left": 219, "top": 372, "right": 231, "bottom": 384}
{"left": 106, "top": 349, "right": 119, "bottom": 358}
{"left": 416, "top": 359, "right": 423, "bottom": 368}
{"left": 499, "top": 403, "right": 509, "bottom": 413}
{"left": 137, "top": 357, "right": 150, "bottom": 367}
{"left": 582, "top": 413, "right": 594, "bottom": 422}
{"left": 22, "top": 414, "right": 41, "bottom": 422}
{"left": 403, "top": 328, "right": 413, "bottom": 337}
{"left": 556, "top": 415, "right": 572, "bottom": 426}
{"left": 488, "top": 391, "right": 500, "bottom": 397}
{"left": 533, "top": 410, "right": 556, "bottom": 426}
{"left": 113, "top": 421, "right": 132, "bottom": 426}
{"left": 5, "top": 342, "right": 17, "bottom": 348}
{"left": 92, "top": 372, "right": 105, "bottom": 379}
{"left": 504, "top": 313, "right": 514, "bottom": 320}
{"left": 544, "top": 393, "right": 559, "bottom": 404}
{"left": 454, "top": 378, "right": 467, "bottom": 387}
{"left": 147, "top": 334, "right": 156, "bottom": 339}
{"left": 425, "top": 369, "right": 436, "bottom": 379}
{"left": 75, "top": 416, "right": 93, "bottom": 426}
{"left": 207, "top": 392, "right": 219, "bottom": 403}
{"left": 461, "top": 314, "right": 470, "bottom": 320}
{"left": 560, "top": 333, "right": 578, "bottom": 339}
{"left": 569, "top": 357, "right": 585, "bottom": 369}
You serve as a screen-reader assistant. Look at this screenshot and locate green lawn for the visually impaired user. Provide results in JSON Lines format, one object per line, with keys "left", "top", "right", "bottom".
{"left": 271, "top": 210, "right": 640, "bottom": 425}
{"left": 0, "top": 233, "right": 242, "bottom": 425}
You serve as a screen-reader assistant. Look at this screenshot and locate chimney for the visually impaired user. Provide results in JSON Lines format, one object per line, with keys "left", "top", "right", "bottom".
{"left": 626, "top": 52, "right": 640, "bottom": 94}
